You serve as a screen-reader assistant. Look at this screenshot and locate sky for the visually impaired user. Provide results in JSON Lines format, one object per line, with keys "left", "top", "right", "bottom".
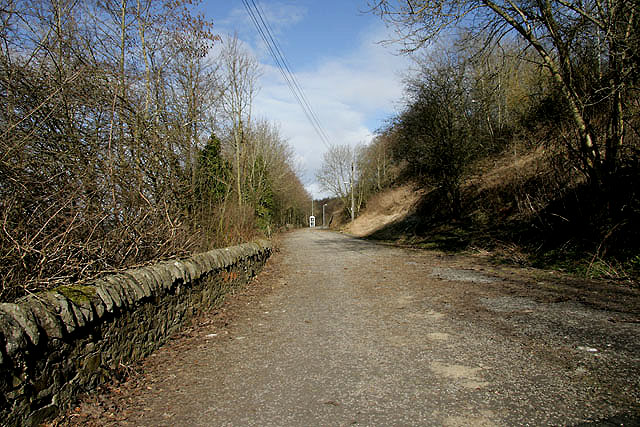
{"left": 203, "top": 1, "right": 413, "bottom": 198}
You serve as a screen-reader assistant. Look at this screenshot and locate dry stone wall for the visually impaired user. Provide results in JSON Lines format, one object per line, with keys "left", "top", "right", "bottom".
{"left": 0, "top": 240, "right": 272, "bottom": 426}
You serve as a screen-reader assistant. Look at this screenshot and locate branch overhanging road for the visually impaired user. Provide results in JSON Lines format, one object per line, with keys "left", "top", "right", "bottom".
{"left": 64, "top": 229, "right": 640, "bottom": 426}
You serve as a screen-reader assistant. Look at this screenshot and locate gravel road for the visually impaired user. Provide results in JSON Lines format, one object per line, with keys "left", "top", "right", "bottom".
{"left": 60, "top": 229, "right": 640, "bottom": 426}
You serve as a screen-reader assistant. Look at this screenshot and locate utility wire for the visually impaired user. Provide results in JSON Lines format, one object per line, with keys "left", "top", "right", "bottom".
{"left": 250, "top": 0, "right": 332, "bottom": 146}
{"left": 241, "top": 0, "right": 332, "bottom": 149}
{"left": 243, "top": 0, "right": 330, "bottom": 148}
{"left": 242, "top": 0, "right": 331, "bottom": 148}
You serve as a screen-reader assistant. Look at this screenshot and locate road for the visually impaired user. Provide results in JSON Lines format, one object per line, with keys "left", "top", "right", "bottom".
{"left": 62, "top": 229, "right": 640, "bottom": 426}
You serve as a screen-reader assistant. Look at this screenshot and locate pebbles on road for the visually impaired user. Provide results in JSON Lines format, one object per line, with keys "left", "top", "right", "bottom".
{"left": 58, "top": 229, "right": 640, "bottom": 426}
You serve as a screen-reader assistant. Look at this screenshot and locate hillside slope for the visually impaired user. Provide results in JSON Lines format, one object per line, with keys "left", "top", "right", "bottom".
{"left": 340, "top": 145, "right": 639, "bottom": 283}
{"left": 343, "top": 184, "right": 424, "bottom": 237}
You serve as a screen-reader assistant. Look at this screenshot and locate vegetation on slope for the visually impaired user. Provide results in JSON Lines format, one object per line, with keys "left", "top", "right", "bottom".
{"left": 318, "top": 0, "right": 639, "bottom": 284}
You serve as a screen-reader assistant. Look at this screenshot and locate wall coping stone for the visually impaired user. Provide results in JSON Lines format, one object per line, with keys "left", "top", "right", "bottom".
{"left": 0, "top": 238, "right": 272, "bottom": 426}
{"left": 0, "top": 239, "right": 271, "bottom": 367}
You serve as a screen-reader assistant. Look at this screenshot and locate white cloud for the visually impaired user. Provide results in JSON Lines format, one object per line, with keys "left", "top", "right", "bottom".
{"left": 221, "top": 2, "right": 306, "bottom": 32}
{"left": 305, "top": 182, "right": 328, "bottom": 201}
{"left": 252, "top": 22, "right": 410, "bottom": 198}
{"left": 220, "top": 3, "right": 307, "bottom": 61}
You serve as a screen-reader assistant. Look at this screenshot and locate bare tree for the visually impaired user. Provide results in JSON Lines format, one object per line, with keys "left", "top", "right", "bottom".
{"left": 368, "top": 0, "right": 639, "bottom": 185}
{"left": 462, "top": 38, "right": 551, "bottom": 148}
{"left": 395, "top": 55, "right": 478, "bottom": 217}
{"left": 0, "top": 0, "right": 225, "bottom": 300}
{"left": 316, "top": 144, "right": 358, "bottom": 218}
{"left": 218, "top": 34, "right": 261, "bottom": 208}
{"left": 0, "top": 0, "right": 310, "bottom": 301}
{"left": 358, "top": 133, "right": 395, "bottom": 192}
{"left": 169, "top": 18, "right": 220, "bottom": 206}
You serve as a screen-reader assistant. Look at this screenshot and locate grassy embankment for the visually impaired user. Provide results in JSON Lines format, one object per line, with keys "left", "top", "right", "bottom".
{"left": 341, "top": 143, "right": 640, "bottom": 286}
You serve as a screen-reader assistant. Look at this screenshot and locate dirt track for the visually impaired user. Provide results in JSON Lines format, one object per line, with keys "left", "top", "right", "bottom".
{"left": 58, "top": 229, "right": 640, "bottom": 426}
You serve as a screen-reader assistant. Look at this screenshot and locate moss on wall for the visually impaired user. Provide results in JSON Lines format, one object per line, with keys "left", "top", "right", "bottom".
{"left": 0, "top": 240, "right": 272, "bottom": 426}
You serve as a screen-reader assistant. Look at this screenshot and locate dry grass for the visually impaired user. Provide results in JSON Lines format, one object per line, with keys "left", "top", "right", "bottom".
{"left": 467, "top": 145, "right": 548, "bottom": 192}
{"left": 344, "top": 184, "right": 424, "bottom": 237}
{"left": 464, "top": 141, "right": 582, "bottom": 225}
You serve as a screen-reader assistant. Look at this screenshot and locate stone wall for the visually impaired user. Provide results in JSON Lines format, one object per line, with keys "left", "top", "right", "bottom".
{"left": 0, "top": 240, "right": 272, "bottom": 426}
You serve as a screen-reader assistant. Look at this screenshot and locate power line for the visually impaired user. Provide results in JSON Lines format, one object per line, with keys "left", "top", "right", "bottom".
{"left": 241, "top": 0, "right": 332, "bottom": 149}
{"left": 242, "top": 0, "right": 331, "bottom": 148}
{"left": 250, "top": 0, "right": 332, "bottom": 146}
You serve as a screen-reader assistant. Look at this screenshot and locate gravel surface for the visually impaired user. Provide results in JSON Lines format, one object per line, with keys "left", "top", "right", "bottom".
{"left": 56, "top": 229, "right": 640, "bottom": 426}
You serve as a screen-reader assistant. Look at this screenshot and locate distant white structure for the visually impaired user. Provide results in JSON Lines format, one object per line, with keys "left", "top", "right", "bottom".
{"left": 309, "top": 216, "right": 316, "bottom": 228}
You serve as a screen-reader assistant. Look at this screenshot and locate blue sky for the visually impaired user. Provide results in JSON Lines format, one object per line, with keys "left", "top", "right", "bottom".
{"left": 203, "top": 1, "right": 412, "bottom": 197}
